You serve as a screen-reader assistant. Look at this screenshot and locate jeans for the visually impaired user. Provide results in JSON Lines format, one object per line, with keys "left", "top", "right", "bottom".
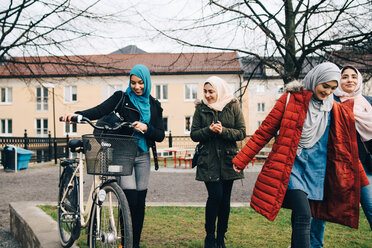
{"left": 283, "top": 189, "right": 311, "bottom": 248}
{"left": 310, "top": 218, "right": 326, "bottom": 248}
{"left": 360, "top": 168, "right": 372, "bottom": 229}
{"left": 118, "top": 150, "right": 151, "bottom": 191}
{"left": 310, "top": 169, "right": 372, "bottom": 248}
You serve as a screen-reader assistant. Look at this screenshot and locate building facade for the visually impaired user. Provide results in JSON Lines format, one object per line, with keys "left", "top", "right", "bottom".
{"left": 0, "top": 52, "right": 243, "bottom": 138}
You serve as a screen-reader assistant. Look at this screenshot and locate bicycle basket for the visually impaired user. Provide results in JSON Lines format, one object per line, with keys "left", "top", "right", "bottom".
{"left": 82, "top": 134, "right": 139, "bottom": 176}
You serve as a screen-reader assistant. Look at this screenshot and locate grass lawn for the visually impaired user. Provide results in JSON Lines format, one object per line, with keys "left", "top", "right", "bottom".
{"left": 41, "top": 205, "right": 371, "bottom": 248}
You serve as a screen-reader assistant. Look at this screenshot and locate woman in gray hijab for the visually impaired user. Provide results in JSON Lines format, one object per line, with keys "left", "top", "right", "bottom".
{"left": 233, "top": 62, "right": 369, "bottom": 248}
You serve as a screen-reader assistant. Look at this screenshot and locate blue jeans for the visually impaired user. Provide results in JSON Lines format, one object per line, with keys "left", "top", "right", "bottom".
{"left": 118, "top": 150, "right": 151, "bottom": 191}
{"left": 310, "top": 168, "right": 372, "bottom": 248}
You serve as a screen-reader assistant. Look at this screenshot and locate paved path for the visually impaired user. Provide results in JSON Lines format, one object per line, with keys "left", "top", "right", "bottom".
{"left": 0, "top": 162, "right": 260, "bottom": 247}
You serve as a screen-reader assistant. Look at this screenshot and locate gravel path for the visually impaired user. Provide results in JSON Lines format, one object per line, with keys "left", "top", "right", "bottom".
{"left": 0, "top": 162, "right": 259, "bottom": 247}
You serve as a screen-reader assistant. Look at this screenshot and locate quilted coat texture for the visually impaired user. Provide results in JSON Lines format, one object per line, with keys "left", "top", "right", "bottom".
{"left": 233, "top": 87, "right": 369, "bottom": 229}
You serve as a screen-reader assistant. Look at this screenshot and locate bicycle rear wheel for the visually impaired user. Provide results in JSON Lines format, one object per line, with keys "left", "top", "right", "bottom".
{"left": 58, "top": 166, "right": 81, "bottom": 247}
{"left": 89, "top": 181, "right": 132, "bottom": 248}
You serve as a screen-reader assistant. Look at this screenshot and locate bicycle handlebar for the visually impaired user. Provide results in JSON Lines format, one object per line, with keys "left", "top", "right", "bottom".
{"left": 59, "top": 116, "right": 144, "bottom": 134}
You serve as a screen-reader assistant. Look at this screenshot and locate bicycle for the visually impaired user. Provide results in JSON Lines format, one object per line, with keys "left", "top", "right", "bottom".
{"left": 58, "top": 116, "right": 141, "bottom": 248}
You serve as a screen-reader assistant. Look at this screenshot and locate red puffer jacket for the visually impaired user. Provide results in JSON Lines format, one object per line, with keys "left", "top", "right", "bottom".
{"left": 233, "top": 88, "right": 369, "bottom": 229}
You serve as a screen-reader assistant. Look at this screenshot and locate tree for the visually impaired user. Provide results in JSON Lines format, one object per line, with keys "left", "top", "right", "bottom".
{"left": 0, "top": 0, "right": 128, "bottom": 76}
{"left": 144, "top": 0, "right": 372, "bottom": 84}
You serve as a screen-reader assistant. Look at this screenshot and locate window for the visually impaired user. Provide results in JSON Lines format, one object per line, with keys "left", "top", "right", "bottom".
{"left": 184, "top": 84, "right": 198, "bottom": 101}
{"left": 256, "top": 85, "right": 265, "bottom": 93}
{"left": 36, "top": 87, "right": 49, "bottom": 111}
{"left": 36, "top": 119, "right": 48, "bottom": 137}
{"left": 0, "top": 88, "right": 12, "bottom": 103}
{"left": 278, "top": 86, "right": 284, "bottom": 94}
{"left": 185, "top": 116, "right": 193, "bottom": 133}
{"left": 258, "top": 121, "right": 262, "bottom": 129}
{"left": 65, "top": 122, "right": 77, "bottom": 135}
{"left": 257, "top": 103, "right": 265, "bottom": 113}
{"left": 265, "top": 66, "right": 279, "bottom": 76}
{"left": 0, "top": 119, "right": 12, "bottom": 136}
{"left": 162, "top": 117, "right": 169, "bottom": 133}
{"left": 155, "top": 84, "right": 168, "bottom": 101}
{"left": 64, "top": 86, "right": 77, "bottom": 103}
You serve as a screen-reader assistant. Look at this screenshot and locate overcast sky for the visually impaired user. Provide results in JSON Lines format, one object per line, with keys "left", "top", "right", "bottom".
{"left": 67, "top": 0, "right": 216, "bottom": 55}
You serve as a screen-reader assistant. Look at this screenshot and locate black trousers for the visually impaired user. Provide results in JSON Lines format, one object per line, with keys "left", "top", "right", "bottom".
{"left": 283, "top": 189, "right": 312, "bottom": 248}
{"left": 204, "top": 180, "right": 234, "bottom": 237}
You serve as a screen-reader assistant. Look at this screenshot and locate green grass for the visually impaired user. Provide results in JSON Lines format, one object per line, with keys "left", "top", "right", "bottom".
{"left": 40, "top": 205, "right": 371, "bottom": 248}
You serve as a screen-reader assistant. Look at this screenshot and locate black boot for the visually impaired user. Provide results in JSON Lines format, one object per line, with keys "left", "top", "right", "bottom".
{"left": 216, "top": 232, "right": 226, "bottom": 248}
{"left": 123, "top": 190, "right": 138, "bottom": 247}
{"left": 133, "top": 189, "right": 147, "bottom": 248}
{"left": 204, "top": 233, "right": 216, "bottom": 248}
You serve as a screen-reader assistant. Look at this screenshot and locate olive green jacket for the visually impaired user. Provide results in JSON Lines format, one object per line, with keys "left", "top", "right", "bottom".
{"left": 190, "top": 99, "right": 246, "bottom": 182}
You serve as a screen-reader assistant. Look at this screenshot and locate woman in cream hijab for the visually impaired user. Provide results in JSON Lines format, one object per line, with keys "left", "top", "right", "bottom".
{"left": 311, "top": 65, "right": 372, "bottom": 248}
{"left": 191, "top": 76, "right": 246, "bottom": 248}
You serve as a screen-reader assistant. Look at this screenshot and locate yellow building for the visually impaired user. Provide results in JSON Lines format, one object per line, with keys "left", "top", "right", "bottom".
{"left": 0, "top": 52, "right": 243, "bottom": 138}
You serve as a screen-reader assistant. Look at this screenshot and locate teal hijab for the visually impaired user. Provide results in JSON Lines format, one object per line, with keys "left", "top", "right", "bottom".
{"left": 126, "top": 64, "right": 152, "bottom": 152}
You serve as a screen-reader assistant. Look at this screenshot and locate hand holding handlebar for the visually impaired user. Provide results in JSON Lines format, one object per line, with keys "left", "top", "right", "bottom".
{"left": 59, "top": 114, "right": 82, "bottom": 123}
{"left": 59, "top": 115, "right": 144, "bottom": 134}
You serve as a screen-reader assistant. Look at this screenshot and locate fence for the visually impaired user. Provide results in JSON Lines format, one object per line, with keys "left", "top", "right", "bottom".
{"left": 0, "top": 131, "right": 273, "bottom": 164}
{"left": 0, "top": 130, "right": 69, "bottom": 164}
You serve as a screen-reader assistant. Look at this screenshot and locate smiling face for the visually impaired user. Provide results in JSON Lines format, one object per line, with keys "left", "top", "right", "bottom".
{"left": 203, "top": 83, "right": 218, "bottom": 104}
{"left": 314, "top": 81, "right": 338, "bottom": 100}
{"left": 130, "top": 74, "right": 145, "bottom": 96}
{"left": 340, "top": 68, "right": 358, "bottom": 94}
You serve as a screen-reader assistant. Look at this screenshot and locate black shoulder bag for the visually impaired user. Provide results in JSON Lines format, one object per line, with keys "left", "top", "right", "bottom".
{"left": 192, "top": 144, "right": 203, "bottom": 168}
{"left": 93, "top": 92, "right": 125, "bottom": 137}
{"left": 362, "top": 140, "right": 372, "bottom": 174}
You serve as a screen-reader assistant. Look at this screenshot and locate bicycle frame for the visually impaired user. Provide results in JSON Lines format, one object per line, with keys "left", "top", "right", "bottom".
{"left": 60, "top": 149, "right": 102, "bottom": 228}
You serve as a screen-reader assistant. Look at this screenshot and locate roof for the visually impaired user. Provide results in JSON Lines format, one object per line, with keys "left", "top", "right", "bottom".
{"left": 110, "top": 45, "right": 147, "bottom": 54}
{"left": 0, "top": 52, "right": 242, "bottom": 78}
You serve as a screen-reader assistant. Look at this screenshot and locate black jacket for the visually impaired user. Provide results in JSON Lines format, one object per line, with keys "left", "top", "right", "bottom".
{"left": 76, "top": 90, "right": 165, "bottom": 147}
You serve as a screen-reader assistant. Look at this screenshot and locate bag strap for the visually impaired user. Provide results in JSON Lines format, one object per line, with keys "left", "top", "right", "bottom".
{"left": 362, "top": 140, "right": 371, "bottom": 155}
{"left": 285, "top": 92, "right": 291, "bottom": 110}
{"left": 113, "top": 91, "right": 125, "bottom": 113}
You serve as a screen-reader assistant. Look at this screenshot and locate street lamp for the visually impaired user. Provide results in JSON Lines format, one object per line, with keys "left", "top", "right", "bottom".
{"left": 43, "top": 83, "right": 57, "bottom": 164}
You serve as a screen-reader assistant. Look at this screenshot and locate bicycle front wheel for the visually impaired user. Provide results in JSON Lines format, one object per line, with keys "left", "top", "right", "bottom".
{"left": 89, "top": 182, "right": 132, "bottom": 248}
{"left": 58, "top": 167, "right": 81, "bottom": 247}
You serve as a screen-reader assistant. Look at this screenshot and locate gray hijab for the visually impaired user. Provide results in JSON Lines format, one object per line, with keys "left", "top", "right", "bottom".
{"left": 297, "top": 62, "right": 340, "bottom": 155}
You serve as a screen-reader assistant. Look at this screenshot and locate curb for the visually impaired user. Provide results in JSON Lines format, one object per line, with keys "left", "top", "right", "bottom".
{"left": 9, "top": 201, "right": 250, "bottom": 247}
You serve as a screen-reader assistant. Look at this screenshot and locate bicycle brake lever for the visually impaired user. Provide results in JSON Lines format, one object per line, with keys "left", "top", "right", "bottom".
{"left": 128, "top": 124, "right": 144, "bottom": 134}
{"left": 134, "top": 127, "right": 144, "bottom": 134}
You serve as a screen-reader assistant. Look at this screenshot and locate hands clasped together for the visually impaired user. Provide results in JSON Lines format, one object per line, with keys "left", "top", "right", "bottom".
{"left": 209, "top": 121, "right": 242, "bottom": 173}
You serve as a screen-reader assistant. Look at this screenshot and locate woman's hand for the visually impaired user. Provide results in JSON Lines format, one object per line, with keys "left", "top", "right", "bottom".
{"left": 233, "top": 164, "right": 243, "bottom": 172}
{"left": 132, "top": 121, "right": 148, "bottom": 132}
{"left": 61, "top": 113, "right": 79, "bottom": 123}
{"left": 209, "top": 121, "right": 223, "bottom": 134}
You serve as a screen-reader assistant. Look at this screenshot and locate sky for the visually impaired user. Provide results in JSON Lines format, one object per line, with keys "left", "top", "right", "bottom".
{"left": 39, "top": 0, "right": 259, "bottom": 56}
{"left": 59, "top": 0, "right": 218, "bottom": 55}
{"left": 6, "top": 0, "right": 370, "bottom": 57}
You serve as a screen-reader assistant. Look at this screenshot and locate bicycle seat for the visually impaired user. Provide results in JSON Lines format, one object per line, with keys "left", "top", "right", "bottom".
{"left": 68, "top": 139, "right": 83, "bottom": 152}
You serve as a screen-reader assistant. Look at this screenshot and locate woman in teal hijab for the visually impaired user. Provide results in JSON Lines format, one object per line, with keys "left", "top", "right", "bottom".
{"left": 64, "top": 64, "right": 165, "bottom": 248}
{"left": 126, "top": 64, "right": 152, "bottom": 152}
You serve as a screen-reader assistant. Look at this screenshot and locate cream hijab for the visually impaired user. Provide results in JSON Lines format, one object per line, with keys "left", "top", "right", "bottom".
{"left": 334, "top": 66, "right": 372, "bottom": 142}
{"left": 203, "top": 76, "right": 235, "bottom": 111}
{"left": 298, "top": 62, "right": 340, "bottom": 155}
